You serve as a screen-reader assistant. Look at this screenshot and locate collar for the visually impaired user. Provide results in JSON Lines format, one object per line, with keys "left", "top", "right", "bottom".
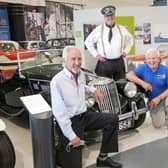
{"left": 105, "top": 23, "right": 115, "bottom": 29}
{"left": 63, "top": 67, "right": 81, "bottom": 80}
{"left": 146, "top": 64, "right": 160, "bottom": 73}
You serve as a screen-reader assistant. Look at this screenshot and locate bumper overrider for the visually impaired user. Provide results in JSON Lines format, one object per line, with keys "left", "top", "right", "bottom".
{"left": 119, "top": 101, "right": 148, "bottom": 130}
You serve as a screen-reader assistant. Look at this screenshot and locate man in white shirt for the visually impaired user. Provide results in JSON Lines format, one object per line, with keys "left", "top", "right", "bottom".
{"left": 50, "top": 46, "right": 122, "bottom": 168}
{"left": 85, "top": 5, "right": 133, "bottom": 80}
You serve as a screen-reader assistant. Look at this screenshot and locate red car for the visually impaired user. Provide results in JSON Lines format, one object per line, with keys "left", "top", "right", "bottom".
{"left": 0, "top": 41, "right": 36, "bottom": 63}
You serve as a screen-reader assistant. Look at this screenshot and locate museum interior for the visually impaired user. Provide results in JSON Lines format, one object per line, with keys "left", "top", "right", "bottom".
{"left": 1, "top": 0, "right": 168, "bottom": 168}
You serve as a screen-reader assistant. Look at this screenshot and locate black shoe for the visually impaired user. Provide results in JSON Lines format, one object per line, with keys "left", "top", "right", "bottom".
{"left": 96, "top": 157, "right": 122, "bottom": 168}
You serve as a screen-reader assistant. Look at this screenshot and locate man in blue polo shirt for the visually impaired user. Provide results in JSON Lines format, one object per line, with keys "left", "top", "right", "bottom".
{"left": 126, "top": 48, "right": 168, "bottom": 128}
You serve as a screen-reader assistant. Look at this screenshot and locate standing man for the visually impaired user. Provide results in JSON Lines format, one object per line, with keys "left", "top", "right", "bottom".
{"left": 50, "top": 46, "right": 122, "bottom": 168}
{"left": 126, "top": 48, "right": 168, "bottom": 128}
{"left": 85, "top": 5, "right": 133, "bottom": 80}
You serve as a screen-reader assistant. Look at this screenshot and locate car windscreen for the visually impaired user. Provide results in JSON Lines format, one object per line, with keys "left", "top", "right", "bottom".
{"left": 19, "top": 42, "right": 28, "bottom": 49}
{"left": 18, "top": 48, "right": 63, "bottom": 71}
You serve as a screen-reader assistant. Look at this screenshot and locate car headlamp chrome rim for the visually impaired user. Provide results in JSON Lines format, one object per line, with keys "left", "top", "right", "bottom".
{"left": 85, "top": 97, "right": 95, "bottom": 108}
{"left": 124, "top": 82, "right": 137, "bottom": 98}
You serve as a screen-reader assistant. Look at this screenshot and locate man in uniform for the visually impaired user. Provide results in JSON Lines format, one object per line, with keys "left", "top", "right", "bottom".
{"left": 85, "top": 5, "right": 133, "bottom": 80}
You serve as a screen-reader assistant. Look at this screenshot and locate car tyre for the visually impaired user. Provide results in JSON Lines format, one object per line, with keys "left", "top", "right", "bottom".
{"left": 132, "top": 113, "right": 146, "bottom": 129}
{"left": 0, "top": 131, "right": 16, "bottom": 168}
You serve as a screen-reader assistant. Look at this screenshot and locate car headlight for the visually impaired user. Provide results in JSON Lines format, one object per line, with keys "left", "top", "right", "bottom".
{"left": 85, "top": 97, "right": 95, "bottom": 108}
{"left": 124, "top": 82, "right": 137, "bottom": 98}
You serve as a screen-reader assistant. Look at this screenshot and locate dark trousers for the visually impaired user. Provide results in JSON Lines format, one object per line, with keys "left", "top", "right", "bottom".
{"left": 56, "top": 110, "right": 119, "bottom": 168}
{"left": 95, "top": 57, "right": 125, "bottom": 80}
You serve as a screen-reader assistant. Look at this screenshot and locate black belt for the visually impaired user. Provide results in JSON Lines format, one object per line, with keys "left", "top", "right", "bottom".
{"left": 105, "top": 57, "right": 122, "bottom": 61}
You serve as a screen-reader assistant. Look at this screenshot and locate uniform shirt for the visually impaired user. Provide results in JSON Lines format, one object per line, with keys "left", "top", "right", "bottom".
{"left": 134, "top": 64, "right": 168, "bottom": 100}
{"left": 50, "top": 68, "right": 96, "bottom": 141}
{"left": 85, "top": 24, "right": 133, "bottom": 59}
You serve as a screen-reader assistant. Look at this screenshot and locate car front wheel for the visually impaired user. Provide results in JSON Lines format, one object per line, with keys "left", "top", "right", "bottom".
{"left": 0, "top": 131, "right": 16, "bottom": 168}
{"left": 132, "top": 113, "right": 146, "bottom": 129}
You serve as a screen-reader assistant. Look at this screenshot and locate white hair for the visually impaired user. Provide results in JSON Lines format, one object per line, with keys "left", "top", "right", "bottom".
{"left": 62, "top": 45, "right": 79, "bottom": 61}
{"left": 62, "top": 45, "right": 80, "bottom": 67}
{"left": 145, "top": 48, "right": 160, "bottom": 57}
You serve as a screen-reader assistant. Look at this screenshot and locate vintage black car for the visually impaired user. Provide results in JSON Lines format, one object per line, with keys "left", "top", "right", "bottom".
{"left": 0, "top": 49, "right": 148, "bottom": 130}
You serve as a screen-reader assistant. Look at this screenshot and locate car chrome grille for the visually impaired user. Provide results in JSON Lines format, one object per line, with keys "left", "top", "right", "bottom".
{"left": 88, "top": 78, "right": 121, "bottom": 114}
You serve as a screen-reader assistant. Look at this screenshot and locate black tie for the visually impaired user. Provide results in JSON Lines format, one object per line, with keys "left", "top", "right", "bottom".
{"left": 108, "top": 28, "right": 113, "bottom": 43}
{"left": 106, "top": 23, "right": 115, "bottom": 43}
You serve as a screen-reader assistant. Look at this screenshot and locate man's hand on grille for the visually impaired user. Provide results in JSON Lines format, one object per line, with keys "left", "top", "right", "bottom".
{"left": 94, "top": 89, "right": 104, "bottom": 104}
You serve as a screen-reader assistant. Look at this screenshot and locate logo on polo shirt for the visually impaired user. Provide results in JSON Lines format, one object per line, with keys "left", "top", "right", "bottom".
{"left": 157, "top": 74, "right": 166, "bottom": 79}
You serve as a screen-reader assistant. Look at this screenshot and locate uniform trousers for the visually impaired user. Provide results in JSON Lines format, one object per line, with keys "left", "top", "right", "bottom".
{"left": 56, "top": 110, "right": 119, "bottom": 168}
{"left": 95, "top": 57, "right": 125, "bottom": 80}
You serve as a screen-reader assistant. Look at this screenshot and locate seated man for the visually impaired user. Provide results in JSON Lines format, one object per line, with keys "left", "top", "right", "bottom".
{"left": 126, "top": 48, "right": 168, "bottom": 128}
{"left": 50, "top": 45, "right": 122, "bottom": 168}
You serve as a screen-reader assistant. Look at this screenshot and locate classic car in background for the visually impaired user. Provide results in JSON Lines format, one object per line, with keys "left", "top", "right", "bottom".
{"left": 19, "top": 40, "right": 50, "bottom": 50}
{"left": 0, "top": 119, "right": 16, "bottom": 168}
{"left": 0, "top": 40, "right": 36, "bottom": 63}
{"left": 46, "top": 38, "right": 75, "bottom": 49}
{"left": 0, "top": 49, "right": 148, "bottom": 130}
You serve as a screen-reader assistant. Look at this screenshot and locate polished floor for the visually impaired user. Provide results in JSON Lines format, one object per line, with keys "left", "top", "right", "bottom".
{"left": 88, "top": 137, "right": 168, "bottom": 168}
{"left": 1, "top": 112, "right": 168, "bottom": 168}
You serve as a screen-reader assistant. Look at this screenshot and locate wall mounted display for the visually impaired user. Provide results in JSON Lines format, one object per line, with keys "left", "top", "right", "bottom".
{"left": 0, "top": 0, "right": 45, "bottom": 6}
{"left": 24, "top": 11, "right": 45, "bottom": 41}
{"left": 135, "top": 22, "right": 151, "bottom": 45}
{"left": 0, "top": 9, "right": 8, "bottom": 27}
{"left": 154, "top": 24, "right": 168, "bottom": 43}
{"left": 135, "top": 25, "right": 143, "bottom": 40}
{"left": 45, "top": 2, "right": 73, "bottom": 40}
{"left": 45, "top": 2, "right": 82, "bottom": 42}
{"left": 0, "top": 8, "right": 10, "bottom": 40}
{"left": 143, "top": 22, "right": 151, "bottom": 44}
{"left": 0, "top": 29, "right": 10, "bottom": 40}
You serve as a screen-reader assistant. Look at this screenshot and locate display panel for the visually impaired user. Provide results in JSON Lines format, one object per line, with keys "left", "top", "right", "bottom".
{"left": 0, "top": 8, "right": 10, "bottom": 40}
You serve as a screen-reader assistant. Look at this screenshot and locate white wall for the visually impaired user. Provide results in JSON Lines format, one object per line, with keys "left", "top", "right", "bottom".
{"left": 74, "top": 6, "right": 168, "bottom": 70}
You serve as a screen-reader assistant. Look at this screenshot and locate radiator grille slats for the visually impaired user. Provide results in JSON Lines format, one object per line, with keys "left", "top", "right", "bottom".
{"left": 89, "top": 78, "right": 121, "bottom": 114}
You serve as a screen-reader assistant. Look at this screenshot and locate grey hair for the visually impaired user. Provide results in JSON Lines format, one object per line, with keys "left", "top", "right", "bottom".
{"left": 145, "top": 48, "right": 160, "bottom": 57}
{"left": 62, "top": 45, "right": 79, "bottom": 61}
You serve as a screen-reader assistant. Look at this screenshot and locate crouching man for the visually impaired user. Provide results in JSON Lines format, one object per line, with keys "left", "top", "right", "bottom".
{"left": 50, "top": 46, "right": 122, "bottom": 168}
{"left": 126, "top": 48, "right": 168, "bottom": 128}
